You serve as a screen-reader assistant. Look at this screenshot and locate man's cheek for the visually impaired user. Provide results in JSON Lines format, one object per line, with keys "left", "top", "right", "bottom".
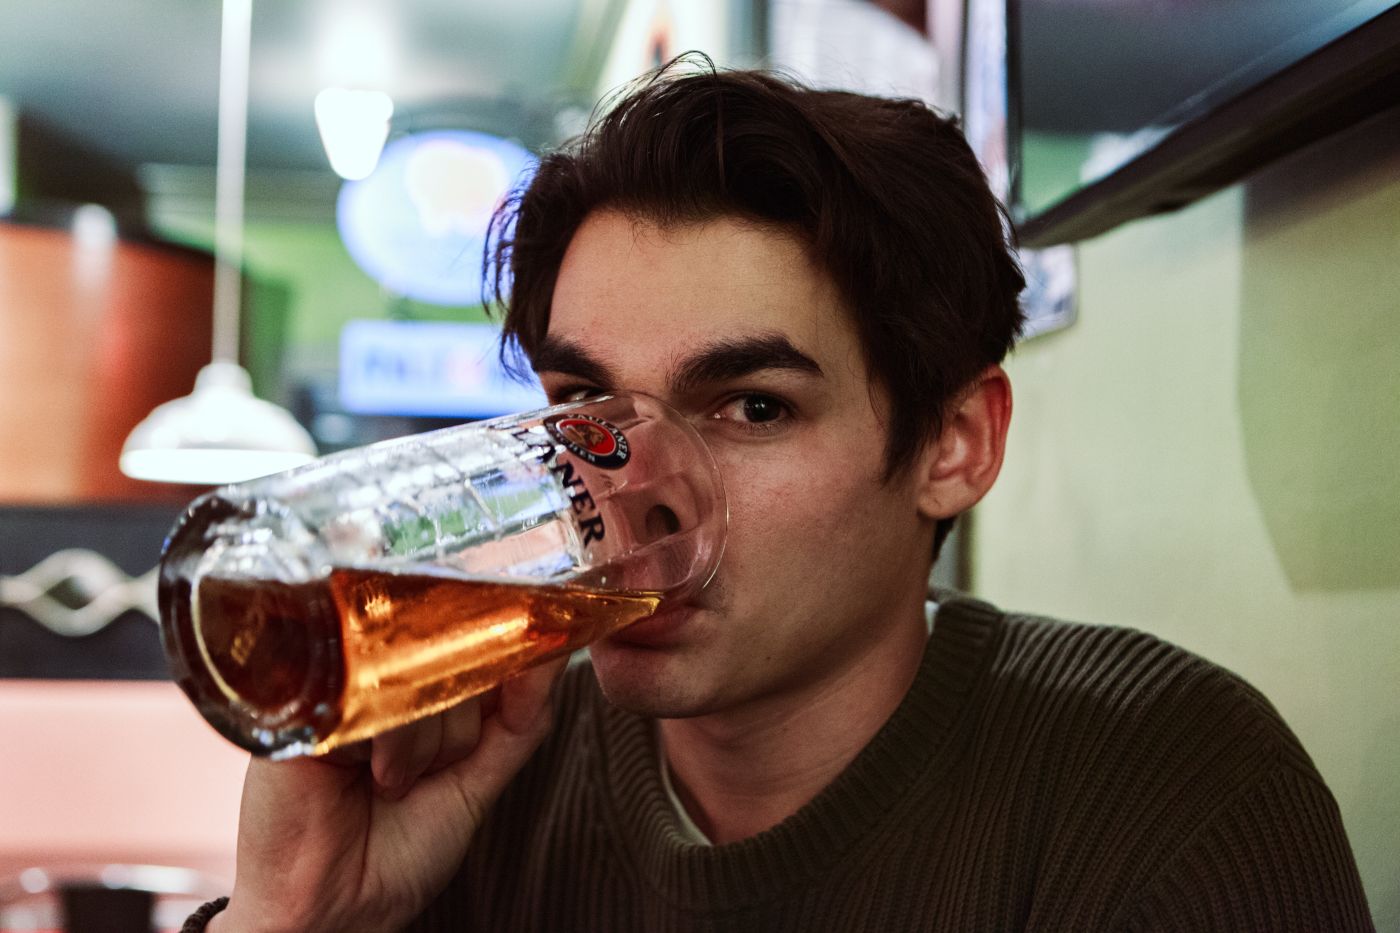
{"left": 733, "top": 480, "right": 849, "bottom": 557}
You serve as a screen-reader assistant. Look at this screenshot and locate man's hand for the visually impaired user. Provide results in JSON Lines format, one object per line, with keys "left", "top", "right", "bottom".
{"left": 209, "top": 658, "right": 567, "bottom": 933}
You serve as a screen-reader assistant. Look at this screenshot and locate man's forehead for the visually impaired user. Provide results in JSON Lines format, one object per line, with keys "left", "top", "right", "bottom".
{"left": 553, "top": 213, "right": 837, "bottom": 317}
{"left": 542, "top": 210, "right": 863, "bottom": 383}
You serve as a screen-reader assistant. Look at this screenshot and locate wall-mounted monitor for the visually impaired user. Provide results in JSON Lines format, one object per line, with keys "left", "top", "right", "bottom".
{"left": 968, "top": 0, "right": 1400, "bottom": 248}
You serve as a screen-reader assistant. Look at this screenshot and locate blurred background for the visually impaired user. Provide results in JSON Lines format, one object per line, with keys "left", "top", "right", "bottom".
{"left": 0, "top": 0, "right": 1396, "bottom": 928}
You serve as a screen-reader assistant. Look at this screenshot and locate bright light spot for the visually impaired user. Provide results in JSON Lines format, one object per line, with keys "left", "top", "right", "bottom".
{"left": 363, "top": 586, "right": 393, "bottom": 623}
{"left": 19, "top": 868, "right": 49, "bottom": 894}
{"left": 71, "top": 203, "right": 118, "bottom": 289}
{"left": 312, "top": 411, "right": 356, "bottom": 445}
{"left": 315, "top": 87, "right": 394, "bottom": 180}
{"left": 72, "top": 203, "right": 117, "bottom": 249}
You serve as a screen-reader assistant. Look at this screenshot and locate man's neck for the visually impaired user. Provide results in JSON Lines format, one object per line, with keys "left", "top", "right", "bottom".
{"left": 656, "top": 608, "right": 930, "bottom": 845}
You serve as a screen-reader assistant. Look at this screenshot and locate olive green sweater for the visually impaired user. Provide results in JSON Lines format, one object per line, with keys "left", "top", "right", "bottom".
{"left": 409, "top": 592, "right": 1373, "bottom": 931}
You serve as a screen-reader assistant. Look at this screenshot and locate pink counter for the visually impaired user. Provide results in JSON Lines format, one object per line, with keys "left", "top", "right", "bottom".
{"left": 0, "top": 679, "right": 244, "bottom": 887}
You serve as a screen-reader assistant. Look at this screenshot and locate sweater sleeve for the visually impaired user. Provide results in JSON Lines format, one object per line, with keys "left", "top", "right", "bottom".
{"left": 179, "top": 897, "right": 230, "bottom": 932}
{"left": 1115, "top": 765, "right": 1374, "bottom": 932}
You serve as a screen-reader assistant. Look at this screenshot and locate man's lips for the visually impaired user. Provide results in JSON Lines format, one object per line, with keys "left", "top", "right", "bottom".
{"left": 606, "top": 602, "right": 698, "bottom": 647}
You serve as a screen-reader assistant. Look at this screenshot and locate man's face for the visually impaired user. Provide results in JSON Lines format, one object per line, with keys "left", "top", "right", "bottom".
{"left": 536, "top": 211, "right": 938, "bottom": 719}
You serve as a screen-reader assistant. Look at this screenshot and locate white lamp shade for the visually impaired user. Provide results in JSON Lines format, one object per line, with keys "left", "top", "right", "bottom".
{"left": 120, "top": 361, "right": 317, "bottom": 485}
{"left": 315, "top": 88, "right": 393, "bottom": 181}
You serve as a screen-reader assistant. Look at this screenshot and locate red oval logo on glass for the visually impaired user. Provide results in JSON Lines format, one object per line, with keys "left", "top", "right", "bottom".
{"left": 545, "top": 414, "right": 631, "bottom": 469}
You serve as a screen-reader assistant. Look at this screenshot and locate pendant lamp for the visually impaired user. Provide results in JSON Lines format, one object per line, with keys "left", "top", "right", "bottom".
{"left": 121, "top": 0, "right": 316, "bottom": 485}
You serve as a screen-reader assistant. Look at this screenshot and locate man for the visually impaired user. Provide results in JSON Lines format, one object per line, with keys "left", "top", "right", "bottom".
{"left": 190, "top": 66, "right": 1372, "bottom": 932}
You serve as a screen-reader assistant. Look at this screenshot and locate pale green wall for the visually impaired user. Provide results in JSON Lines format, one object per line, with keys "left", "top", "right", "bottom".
{"left": 152, "top": 215, "right": 491, "bottom": 395}
{"left": 1019, "top": 130, "right": 1093, "bottom": 218}
{"left": 973, "top": 110, "right": 1400, "bottom": 927}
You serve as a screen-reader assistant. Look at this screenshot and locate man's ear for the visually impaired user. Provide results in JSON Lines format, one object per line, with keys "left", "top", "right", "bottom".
{"left": 914, "top": 365, "right": 1012, "bottom": 521}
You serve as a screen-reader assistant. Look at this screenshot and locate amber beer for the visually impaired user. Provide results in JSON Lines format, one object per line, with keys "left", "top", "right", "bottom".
{"left": 179, "top": 568, "right": 661, "bottom": 756}
{"left": 158, "top": 392, "right": 725, "bottom": 757}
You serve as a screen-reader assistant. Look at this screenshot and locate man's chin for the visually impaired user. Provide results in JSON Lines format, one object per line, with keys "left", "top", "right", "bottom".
{"left": 587, "top": 643, "right": 711, "bottom": 719}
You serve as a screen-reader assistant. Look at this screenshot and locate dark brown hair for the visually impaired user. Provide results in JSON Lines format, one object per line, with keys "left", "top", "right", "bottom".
{"left": 488, "top": 59, "right": 1025, "bottom": 560}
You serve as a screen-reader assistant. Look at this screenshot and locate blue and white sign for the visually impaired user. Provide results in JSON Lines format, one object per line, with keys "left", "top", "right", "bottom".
{"left": 339, "top": 320, "right": 546, "bottom": 419}
{"left": 336, "top": 130, "right": 537, "bottom": 306}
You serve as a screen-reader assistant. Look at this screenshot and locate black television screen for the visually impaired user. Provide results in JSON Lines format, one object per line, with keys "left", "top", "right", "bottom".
{"left": 975, "top": 0, "right": 1400, "bottom": 246}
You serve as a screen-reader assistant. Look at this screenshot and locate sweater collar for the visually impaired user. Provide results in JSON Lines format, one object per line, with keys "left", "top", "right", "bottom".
{"left": 594, "top": 591, "right": 1005, "bottom": 910}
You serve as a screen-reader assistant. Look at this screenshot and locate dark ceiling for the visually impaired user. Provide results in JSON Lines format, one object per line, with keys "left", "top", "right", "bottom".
{"left": 6, "top": 0, "right": 1382, "bottom": 211}
{"left": 0, "top": 0, "right": 621, "bottom": 178}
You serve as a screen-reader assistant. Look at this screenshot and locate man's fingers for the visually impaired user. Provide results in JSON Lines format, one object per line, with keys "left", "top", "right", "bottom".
{"left": 371, "top": 718, "right": 438, "bottom": 796}
{"left": 498, "top": 656, "right": 569, "bottom": 734}
{"left": 398, "top": 712, "right": 446, "bottom": 794}
{"left": 369, "top": 694, "right": 492, "bottom": 797}
{"left": 345, "top": 659, "right": 566, "bottom": 804}
{"left": 430, "top": 698, "right": 484, "bottom": 773}
{"left": 432, "top": 657, "right": 569, "bottom": 818}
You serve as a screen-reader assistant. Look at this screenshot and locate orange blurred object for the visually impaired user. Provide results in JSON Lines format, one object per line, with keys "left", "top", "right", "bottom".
{"left": 0, "top": 219, "right": 214, "bottom": 503}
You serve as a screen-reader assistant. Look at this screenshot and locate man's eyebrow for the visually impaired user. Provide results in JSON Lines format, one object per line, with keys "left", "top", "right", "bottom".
{"left": 672, "top": 335, "right": 824, "bottom": 396}
{"left": 530, "top": 336, "right": 617, "bottom": 387}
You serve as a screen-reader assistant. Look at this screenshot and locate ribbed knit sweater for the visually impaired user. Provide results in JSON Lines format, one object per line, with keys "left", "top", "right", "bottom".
{"left": 408, "top": 592, "right": 1373, "bottom": 932}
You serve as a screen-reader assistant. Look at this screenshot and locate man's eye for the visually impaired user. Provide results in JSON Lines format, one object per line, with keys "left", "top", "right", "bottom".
{"left": 714, "top": 394, "right": 790, "bottom": 426}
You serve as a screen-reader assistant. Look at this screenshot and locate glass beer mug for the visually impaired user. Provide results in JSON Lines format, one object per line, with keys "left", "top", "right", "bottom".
{"left": 159, "top": 393, "right": 726, "bottom": 759}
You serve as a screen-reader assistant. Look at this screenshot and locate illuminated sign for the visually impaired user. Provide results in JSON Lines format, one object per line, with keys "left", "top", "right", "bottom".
{"left": 336, "top": 130, "right": 537, "bottom": 306}
{"left": 338, "top": 320, "right": 545, "bottom": 418}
